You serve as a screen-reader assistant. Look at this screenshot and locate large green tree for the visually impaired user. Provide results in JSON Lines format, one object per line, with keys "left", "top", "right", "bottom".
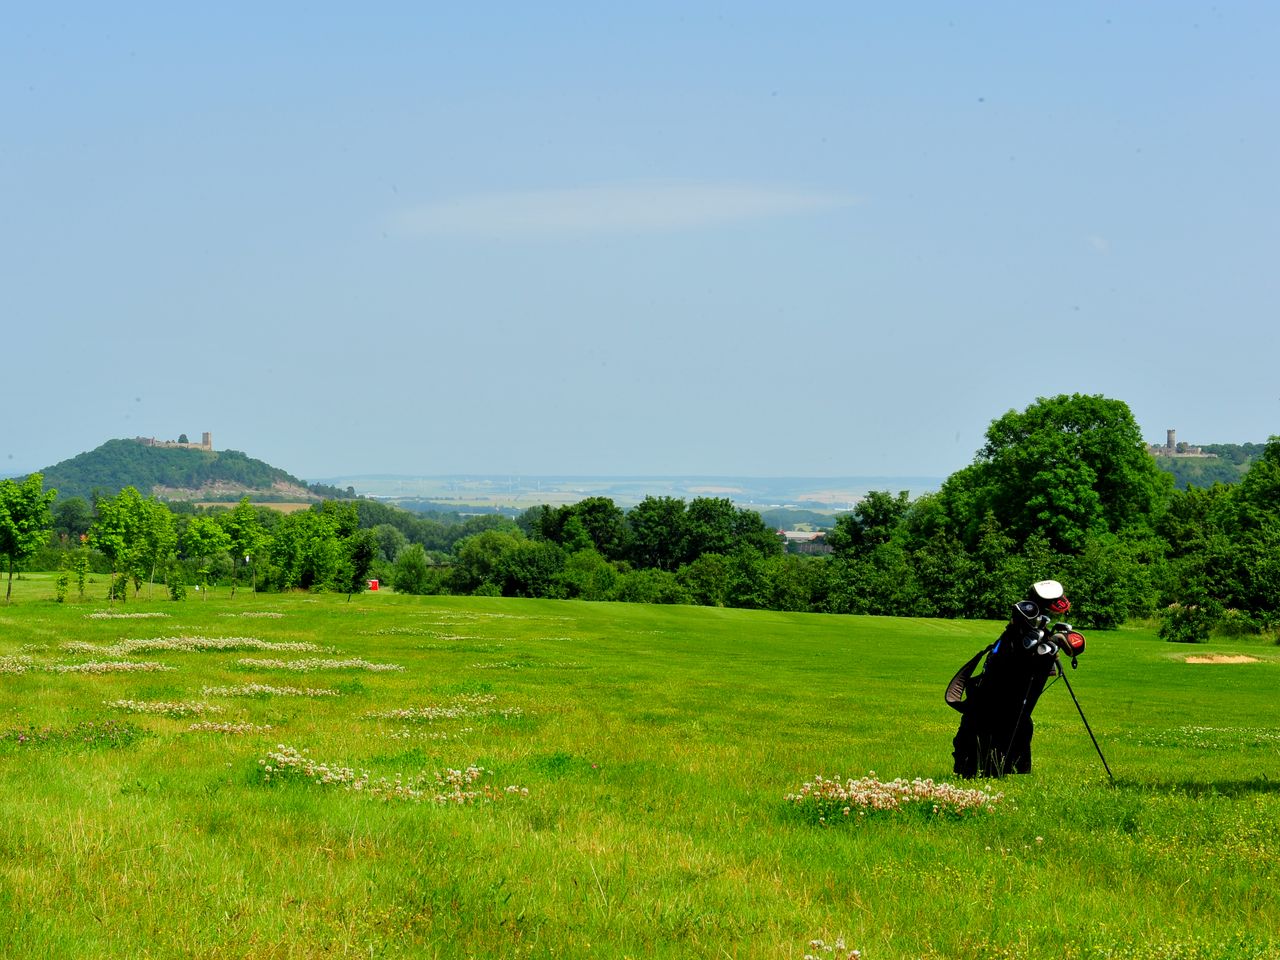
{"left": 940, "top": 394, "right": 1171, "bottom": 553}
{"left": 89, "top": 487, "right": 147, "bottom": 602}
{"left": 626, "top": 497, "right": 688, "bottom": 571}
{"left": 0, "top": 473, "right": 57, "bottom": 603}
{"left": 219, "top": 497, "right": 269, "bottom": 596}
{"left": 182, "top": 515, "right": 232, "bottom": 599}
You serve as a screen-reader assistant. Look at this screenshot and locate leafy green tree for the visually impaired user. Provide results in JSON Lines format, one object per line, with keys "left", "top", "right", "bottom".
{"left": 571, "top": 497, "right": 629, "bottom": 559}
{"left": 1063, "top": 533, "right": 1161, "bottom": 629}
{"left": 626, "top": 497, "right": 687, "bottom": 571}
{"left": 182, "top": 515, "right": 232, "bottom": 599}
{"left": 733, "top": 506, "right": 785, "bottom": 557}
{"left": 52, "top": 496, "right": 93, "bottom": 542}
{"left": 556, "top": 548, "right": 619, "bottom": 601}
{"left": 219, "top": 497, "right": 269, "bottom": 596}
{"left": 451, "top": 529, "right": 524, "bottom": 594}
{"left": 677, "top": 553, "right": 730, "bottom": 607}
{"left": 370, "top": 523, "right": 409, "bottom": 563}
{"left": 334, "top": 528, "right": 378, "bottom": 600}
{"left": 0, "top": 473, "right": 57, "bottom": 604}
{"left": 909, "top": 531, "right": 980, "bottom": 618}
{"left": 761, "top": 554, "right": 817, "bottom": 612}
{"left": 55, "top": 555, "right": 71, "bottom": 603}
{"left": 392, "top": 544, "right": 437, "bottom": 595}
{"left": 724, "top": 547, "right": 773, "bottom": 609}
{"left": 73, "top": 549, "right": 90, "bottom": 600}
{"left": 496, "top": 539, "right": 566, "bottom": 598}
{"left": 613, "top": 567, "right": 690, "bottom": 604}
{"left": 827, "top": 490, "right": 912, "bottom": 558}
{"left": 136, "top": 498, "right": 178, "bottom": 599}
{"left": 89, "top": 487, "right": 146, "bottom": 603}
{"left": 684, "top": 498, "right": 739, "bottom": 560}
{"left": 941, "top": 394, "right": 1171, "bottom": 553}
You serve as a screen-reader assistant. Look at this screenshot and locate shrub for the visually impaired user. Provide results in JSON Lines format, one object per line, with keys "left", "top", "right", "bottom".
{"left": 1158, "top": 601, "right": 1222, "bottom": 644}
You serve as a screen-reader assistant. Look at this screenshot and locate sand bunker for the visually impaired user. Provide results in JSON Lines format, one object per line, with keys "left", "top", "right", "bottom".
{"left": 1184, "top": 654, "right": 1260, "bottom": 664}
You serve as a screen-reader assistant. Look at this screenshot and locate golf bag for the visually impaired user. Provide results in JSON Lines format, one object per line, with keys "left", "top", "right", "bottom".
{"left": 948, "top": 580, "right": 1083, "bottom": 778}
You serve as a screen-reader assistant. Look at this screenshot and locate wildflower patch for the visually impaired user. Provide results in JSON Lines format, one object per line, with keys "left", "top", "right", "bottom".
{"left": 363, "top": 693, "right": 522, "bottom": 723}
{"left": 189, "top": 721, "right": 274, "bottom": 734}
{"left": 83, "top": 612, "right": 171, "bottom": 620}
{"left": 47, "top": 661, "right": 176, "bottom": 674}
{"left": 63, "top": 636, "right": 323, "bottom": 656}
{"left": 236, "top": 657, "right": 404, "bottom": 672}
{"left": 202, "top": 682, "right": 341, "bottom": 698}
{"left": 106, "top": 699, "right": 224, "bottom": 718}
{"left": 258, "top": 745, "right": 529, "bottom": 804}
{"left": 786, "top": 774, "right": 1003, "bottom": 824}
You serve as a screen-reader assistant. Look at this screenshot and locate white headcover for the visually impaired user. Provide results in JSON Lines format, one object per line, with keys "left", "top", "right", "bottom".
{"left": 1030, "top": 579, "right": 1064, "bottom": 602}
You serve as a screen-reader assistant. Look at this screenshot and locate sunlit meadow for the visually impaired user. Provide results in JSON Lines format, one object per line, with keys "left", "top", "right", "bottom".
{"left": 2, "top": 572, "right": 1277, "bottom": 959}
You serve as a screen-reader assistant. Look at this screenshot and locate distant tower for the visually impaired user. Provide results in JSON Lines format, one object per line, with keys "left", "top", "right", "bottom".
{"left": 1166, "top": 429, "right": 1176, "bottom": 453}
{"left": 202, "top": 432, "right": 212, "bottom": 451}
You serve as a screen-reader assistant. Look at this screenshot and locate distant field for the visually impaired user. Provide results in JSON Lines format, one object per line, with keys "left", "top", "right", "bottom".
{"left": 308, "top": 475, "right": 944, "bottom": 511}
{"left": 2, "top": 575, "right": 1277, "bottom": 958}
{"left": 194, "top": 501, "right": 317, "bottom": 513}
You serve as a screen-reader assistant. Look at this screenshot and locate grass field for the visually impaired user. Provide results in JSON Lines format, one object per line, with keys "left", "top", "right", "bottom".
{"left": 2, "top": 574, "right": 1278, "bottom": 959}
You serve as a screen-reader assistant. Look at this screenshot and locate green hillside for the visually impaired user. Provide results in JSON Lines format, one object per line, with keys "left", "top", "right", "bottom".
{"left": 40, "top": 438, "right": 318, "bottom": 503}
{"left": 1152, "top": 442, "right": 1265, "bottom": 490}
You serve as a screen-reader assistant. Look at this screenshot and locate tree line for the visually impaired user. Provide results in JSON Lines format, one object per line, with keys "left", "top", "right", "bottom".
{"left": 4, "top": 394, "right": 1278, "bottom": 640}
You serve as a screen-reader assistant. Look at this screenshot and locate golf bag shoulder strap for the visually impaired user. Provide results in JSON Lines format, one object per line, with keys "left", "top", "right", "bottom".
{"left": 945, "top": 644, "right": 994, "bottom": 713}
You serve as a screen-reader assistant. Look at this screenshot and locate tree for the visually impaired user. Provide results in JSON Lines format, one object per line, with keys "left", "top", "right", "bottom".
{"left": 941, "top": 394, "right": 1172, "bottom": 554}
{"left": 219, "top": 497, "right": 269, "bottom": 596}
{"left": 684, "top": 497, "right": 739, "bottom": 561}
{"left": 392, "top": 544, "right": 435, "bottom": 595}
{"left": 335, "top": 528, "right": 378, "bottom": 599}
{"left": 626, "top": 497, "right": 687, "bottom": 571}
{"left": 556, "top": 548, "right": 618, "bottom": 601}
{"left": 678, "top": 553, "right": 730, "bottom": 606}
{"left": 136, "top": 498, "right": 177, "bottom": 599}
{"left": 52, "top": 496, "right": 93, "bottom": 542}
{"left": 370, "top": 523, "right": 408, "bottom": 564}
{"left": 571, "top": 497, "right": 629, "bottom": 559}
{"left": 496, "top": 539, "right": 566, "bottom": 598}
{"left": 89, "top": 487, "right": 146, "bottom": 603}
{"left": 0, "top": 474, "right": 57, "bottom": 603}
{"left": 183, "top": 515, "right": 231, "bottom": 599}
{"left": 827, "top": 490, "right": 912, "bottom": 558}
{"left": 451, "top": 529, "right": 524, "bottom": 594}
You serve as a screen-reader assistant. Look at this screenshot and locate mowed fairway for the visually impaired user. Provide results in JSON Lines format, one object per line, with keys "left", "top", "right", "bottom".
{"left": 2, "top": 578, "right": 1278, "bottom": 959}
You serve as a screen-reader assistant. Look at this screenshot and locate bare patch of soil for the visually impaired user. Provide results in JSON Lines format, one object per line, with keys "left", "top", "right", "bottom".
{"left": 1184, "top": 654, "right": 1260, "bottom": 664}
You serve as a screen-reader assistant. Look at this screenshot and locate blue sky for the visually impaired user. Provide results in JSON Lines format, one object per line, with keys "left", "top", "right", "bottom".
{"left": 4, "top": 3, "right": 1277, "bottom": 481}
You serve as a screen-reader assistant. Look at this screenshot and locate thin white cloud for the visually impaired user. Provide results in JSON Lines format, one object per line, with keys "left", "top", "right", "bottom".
{"left": 393, "top": 182, "right": 856, "bottom": 238}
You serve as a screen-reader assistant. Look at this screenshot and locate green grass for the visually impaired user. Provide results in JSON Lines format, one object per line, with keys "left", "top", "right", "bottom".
{"left": 2, "top": 574, "right": 1278, "bottom": 959}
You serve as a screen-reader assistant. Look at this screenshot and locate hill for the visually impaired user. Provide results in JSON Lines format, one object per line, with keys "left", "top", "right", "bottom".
{"left": 1152, "top": 441, "right": 1267, "bottom": 490}
{"left": 39, "top": 438, "right": 322, "bottom": 503}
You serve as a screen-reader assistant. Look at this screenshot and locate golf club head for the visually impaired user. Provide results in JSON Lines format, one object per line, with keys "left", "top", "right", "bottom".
{"left": 1052, "top": 630, "right": 1086, "bottom": 657}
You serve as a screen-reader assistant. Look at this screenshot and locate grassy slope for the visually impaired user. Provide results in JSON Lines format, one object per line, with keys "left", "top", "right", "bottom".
{"left": 1, "top": 575, "right": 1277, "bottom": 959}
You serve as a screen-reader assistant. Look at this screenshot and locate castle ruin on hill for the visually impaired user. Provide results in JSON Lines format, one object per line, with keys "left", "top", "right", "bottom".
{"left": 1148, "top": 429, "right": 1213, "bottom": 458}
{"left": 135, "top": 432, "right": 213, "bottom": 452}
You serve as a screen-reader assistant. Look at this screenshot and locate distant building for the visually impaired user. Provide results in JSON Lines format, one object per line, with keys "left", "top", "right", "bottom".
{"left": 778, "top": 530, "right": 832, "bottom": 555}
{"left": 1148, "top": 429, "right": 1213, "bottom": 459}
{"left": 135, "top": 431, "right": 213, "bottom": 452}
